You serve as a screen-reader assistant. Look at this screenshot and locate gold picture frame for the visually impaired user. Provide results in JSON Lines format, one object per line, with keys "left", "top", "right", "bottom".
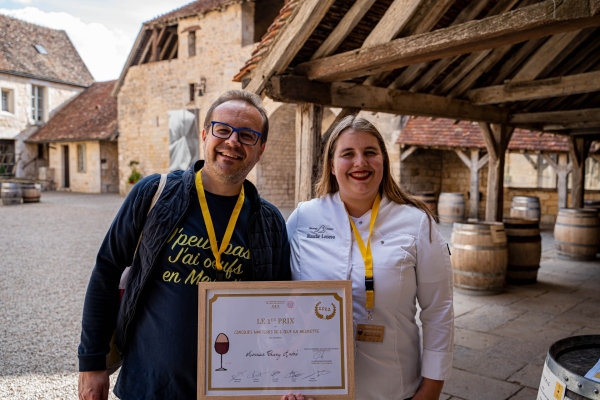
{"left": 197, "top": 280, "right": 355, "bottom": 400}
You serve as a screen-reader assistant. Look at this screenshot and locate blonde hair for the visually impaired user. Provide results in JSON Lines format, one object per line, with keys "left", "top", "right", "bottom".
{"left": 315, "top": 116, "right": 438, "bottom": 234}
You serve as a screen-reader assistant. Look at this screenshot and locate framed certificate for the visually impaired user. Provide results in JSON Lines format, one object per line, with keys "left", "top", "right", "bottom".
{"left": 197, "top": 281, "right": 355, "bottom": 400}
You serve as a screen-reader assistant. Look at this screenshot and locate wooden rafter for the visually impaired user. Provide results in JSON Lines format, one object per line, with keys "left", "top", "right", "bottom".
{"left": 310, "top": 0, "right": 377, "bottom": 60}
{"left": 159, "top": 32, "right": 174, "bottom": 60}
{"left": 168, "top": 37, "right": 178, "bottom": 61}
{"left": 266, "top": 76, "right": 509, "bottom": 124}
{"left": 139, "top": 29, "right": 154, "bottom": 65}
{"left": 295, "top": 0, "right": 600, "bottom": 82}
{"left": 510, "top": 108, "right": 600, "bottom": 125}
{"left": 244, "top": 0, "right": 336, "bottom": 94}
{"left": 467, "top": 70, "right": 600, "bottom": 104}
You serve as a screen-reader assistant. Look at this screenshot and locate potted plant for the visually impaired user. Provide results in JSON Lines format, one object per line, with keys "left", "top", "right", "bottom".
{"left": 125, "top": 160, "right": 142, "bottom": 195}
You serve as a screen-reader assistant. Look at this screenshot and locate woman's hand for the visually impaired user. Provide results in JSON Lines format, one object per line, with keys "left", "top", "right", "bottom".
{"left": 281, "top": 392, "right": 315, "bottom": 400}
{"left": 412, "top": 377, "right": 444, "bottom": 400}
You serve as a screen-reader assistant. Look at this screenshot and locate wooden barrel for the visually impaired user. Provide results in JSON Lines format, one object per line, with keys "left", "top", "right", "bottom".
{"left": 21, "top": 183, "right": 41, "bottom": 203}
{"left": 438, "top": 192, "right": 465, "bottom": 225}
{"left": 413, "top": 191, "right": 437, "bottom": 215}
{"left": 542, "top": 335, "right": 600, "bottom": 400}
{"left": 450, "top": 221, "right": 508, "bottom": 295}
{"left": 503, "top": 218, "right": 541, "bottom": 284}
{"left": 554, "top": 209, "right": 600, "bottom": 261}
{"left": 583, "top": 200, "right": 600, "bottom": 254}
{"left": 1, "top": 183, "right": 21, "bottom": 205}
{"left": 509, "top": 196, "right": 541, "bottom": 222}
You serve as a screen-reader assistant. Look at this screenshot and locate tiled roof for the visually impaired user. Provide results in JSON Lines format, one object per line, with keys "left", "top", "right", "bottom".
{"left": 28, "top": 81, "right": 117, "bottom": 143}
{"left": 233, "top": 0, "right": 297, "bottom": 82}
{"left": 147, "top": 0, "right": 238, "bottom": 24}
{"left": 397, "top": 117, "right": 570, "bottom": 153}
{"left": 0, "top": 14, "right": 94, "bottom": 86}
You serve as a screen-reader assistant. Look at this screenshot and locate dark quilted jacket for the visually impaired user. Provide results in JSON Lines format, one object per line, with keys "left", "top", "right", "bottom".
{"left": 78, "top": 161, "right": 291, "bottom": 371}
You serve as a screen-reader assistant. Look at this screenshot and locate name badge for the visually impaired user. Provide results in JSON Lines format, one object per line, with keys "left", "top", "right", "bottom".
{"left": 356, "top": 324, "right": 385, "bottom": 343}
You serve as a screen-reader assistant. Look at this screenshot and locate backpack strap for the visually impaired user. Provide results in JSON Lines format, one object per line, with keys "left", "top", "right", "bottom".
{"left": 119, "top": 174, "right": 167, "bottom": 290}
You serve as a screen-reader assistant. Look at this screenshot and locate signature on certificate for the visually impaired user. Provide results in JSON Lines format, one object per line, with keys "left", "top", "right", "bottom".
{"left": 285, "top": 370, "right": 304, "bottom": 379}
{"left": 304, "top": 369, "right": 332, "bottom": 379}
{"left": 313, "top": 351, "right": 325, "bottom": 360}
{"left": 229, "top": 371, "right": 246, "bottom": 382}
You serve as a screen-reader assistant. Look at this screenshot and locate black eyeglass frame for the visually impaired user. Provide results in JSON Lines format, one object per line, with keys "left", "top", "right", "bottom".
{"left": 210, "top": 121, "right": 263, "bottom": 146}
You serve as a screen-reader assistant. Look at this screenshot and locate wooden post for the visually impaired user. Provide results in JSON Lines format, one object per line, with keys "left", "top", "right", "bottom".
{"left": 541, "top": 153, "right": 571, "bottom": 209}
{"left": 295, "top": 103, "right": 323, "bottom": 205}
{"left": 478, "top": 123, "right": 514, "bottom": 222}
{"left": 568, "top": 136, "right": 590, "bottom": 208}
{"left": 455, "top": 148, "right": 489, "bottom": 220}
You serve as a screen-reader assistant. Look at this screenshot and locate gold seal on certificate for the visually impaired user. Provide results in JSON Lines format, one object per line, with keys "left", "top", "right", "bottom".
{"left": 197, "top": 281, "right": 355, "bottom": 400}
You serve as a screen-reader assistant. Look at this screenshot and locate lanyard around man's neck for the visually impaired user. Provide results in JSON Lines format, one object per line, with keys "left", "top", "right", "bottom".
{"left": 345, "top": 194, "right": 381, "bottom": 319}
{"left": 195, "top": 169, "right": 245, "bottom": 280}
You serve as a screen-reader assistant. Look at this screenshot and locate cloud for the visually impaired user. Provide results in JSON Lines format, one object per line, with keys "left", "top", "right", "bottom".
{"left": 0, "top": 7, "right": 134, "bottom": 81}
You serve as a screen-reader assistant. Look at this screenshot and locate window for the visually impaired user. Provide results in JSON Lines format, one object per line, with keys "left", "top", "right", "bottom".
{"left": 2, "top": 89, "right": 14, "bottom": 113}
{"left": 77, "top": 144, "right": 86, "bottom": 173}
{"left": 31, "top": 85, "right": 44, "bottom": 122}
{"left": 189, "top": 83, "right": 195, "bottom": 102}
{"left": 188, "top": 31, "right": 196, "bottom": 57}
{"left": 34, "top": 44, "right": 48, "bottom": 54}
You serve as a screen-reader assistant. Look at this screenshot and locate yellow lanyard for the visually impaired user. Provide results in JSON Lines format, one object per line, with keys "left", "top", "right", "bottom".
{"left": 195, "top": 170, "right": 245, "bottom": 279}
{"left": 345, "top": 194, "right": 381, "bottom": 314}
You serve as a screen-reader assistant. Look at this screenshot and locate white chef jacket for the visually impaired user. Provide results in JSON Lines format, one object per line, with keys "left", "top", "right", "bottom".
{"left": 287, "top": 193, "right": 454, "bottom": 400}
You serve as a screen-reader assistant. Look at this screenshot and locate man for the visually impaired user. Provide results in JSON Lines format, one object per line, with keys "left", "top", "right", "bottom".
{"left": 78, "top": 90, "right": 291, "bottom": 399}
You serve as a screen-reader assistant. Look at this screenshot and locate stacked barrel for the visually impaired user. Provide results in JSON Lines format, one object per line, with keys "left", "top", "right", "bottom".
{"left": 0, "top": 182, "right": 41, "bottom": 205}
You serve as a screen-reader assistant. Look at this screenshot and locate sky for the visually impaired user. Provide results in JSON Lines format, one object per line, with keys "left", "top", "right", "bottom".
{"left": 0, "top": 0, "right": 193, "bottom": 81}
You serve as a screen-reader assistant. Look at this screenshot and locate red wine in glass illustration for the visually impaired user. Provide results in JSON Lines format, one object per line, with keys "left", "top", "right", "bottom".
{"left": 215, "top": 333, "right": 229, "bottom": 371}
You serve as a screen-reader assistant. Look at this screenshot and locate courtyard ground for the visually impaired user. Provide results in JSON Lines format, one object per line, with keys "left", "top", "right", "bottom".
{"left": 0, "top": 192, "right": 598, "bottom": 399}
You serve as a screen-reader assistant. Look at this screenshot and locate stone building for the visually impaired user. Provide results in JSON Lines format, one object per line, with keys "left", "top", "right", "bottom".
{"left": 113, "top": 0, "right": 297, "bottom": 200}
{"left": 398, "top": 117, "right": 600, "bottom": 224}
{"left": 27, "top": 81, "right": 118, "bottom": 193}
{"left": 0, "top": 14, "right": 94, "bottom": 179}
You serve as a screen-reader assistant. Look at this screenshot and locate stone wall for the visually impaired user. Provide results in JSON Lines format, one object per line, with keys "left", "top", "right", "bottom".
{"left": 400, "top": 147, "right": 600, "bottom": 224}
{"left": 49, "top": 140, "right": 102, "bottom": 193}
{"left": 0, "top": 73, "right": 82, "bottom": 138}
{"left": 117, "top": 4, "right": 255, "bottom": 194}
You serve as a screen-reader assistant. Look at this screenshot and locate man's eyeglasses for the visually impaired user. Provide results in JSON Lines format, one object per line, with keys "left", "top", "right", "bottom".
{"left": 210, "top": 121, "right": 262, "bottom": 146}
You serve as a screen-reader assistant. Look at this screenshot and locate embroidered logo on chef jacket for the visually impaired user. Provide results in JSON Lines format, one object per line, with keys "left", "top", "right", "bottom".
{"left": 307, "top": 225, "right": 335, "bottom": 239}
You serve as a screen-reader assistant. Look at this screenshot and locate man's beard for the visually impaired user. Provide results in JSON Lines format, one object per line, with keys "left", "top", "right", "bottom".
{"left": 204, "top": 143, "right": 256, "bottom": 185}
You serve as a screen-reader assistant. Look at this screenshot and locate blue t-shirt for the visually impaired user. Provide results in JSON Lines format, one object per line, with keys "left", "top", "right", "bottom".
{"left": 114, "top": 187, "right": 252, "bottom": 399}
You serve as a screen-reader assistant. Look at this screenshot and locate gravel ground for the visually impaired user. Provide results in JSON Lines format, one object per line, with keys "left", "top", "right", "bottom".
{"left": 0, "top": 192, "right": 124, "bottom": 399}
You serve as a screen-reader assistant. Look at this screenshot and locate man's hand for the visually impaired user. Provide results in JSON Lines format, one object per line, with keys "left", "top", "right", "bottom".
{"left": 78, "top": 370, "right": 109, "bottom": 400}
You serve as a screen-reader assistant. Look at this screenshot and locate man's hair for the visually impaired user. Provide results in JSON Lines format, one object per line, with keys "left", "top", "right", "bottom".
{"left": 203, "top": 90, "right": 269, "bottom": 143}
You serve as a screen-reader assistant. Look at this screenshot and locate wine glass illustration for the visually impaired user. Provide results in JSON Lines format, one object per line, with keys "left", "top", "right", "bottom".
{"left": 214, "top": 333, "right": 229, "bottom": 371}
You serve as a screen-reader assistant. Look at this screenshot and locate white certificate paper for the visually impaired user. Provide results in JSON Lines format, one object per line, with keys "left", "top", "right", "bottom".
{"left": 199, "top": 283, "right": 353, "bottom": 398}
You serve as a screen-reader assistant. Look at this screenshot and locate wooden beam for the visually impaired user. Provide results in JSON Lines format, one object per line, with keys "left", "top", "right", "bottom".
{"left": 479, "top": 123, "right": 514, "bottom": 221}
{"left": 545, "top": 121, "right": 600, "bottom": 131}
{"left": 295, "top": 0, "right": 600, "bottom": 82}
{"left": 511, "top": 30, "right": 581, "bottom": 82}
{"left": 295, "top": 103, "right": 323, "bottom": 204}
{"left": 362, "top": 0, "right": 426, "bottom": 48}
{"left": 400, "top": 145, "right": 419, "bottom": 161}
{"left": 489, "top": 37, "right": 545, "bottom": 86}
{"left": 411, "top": 0, "right": 515, "bottom": 93}
{"left": 266, "top": 76, "right": 509, "bottom": 124}
{"left": 511, "top": 108, "right": 600, "bottom": 125}
{"left": 541, "top": 153, "right": 571, "bottom": 208}
{"left": 467, "top": 70, "right": 600, "bottom": 105}
{"left": 159, "top": 32, "right": 174, "bottom": 60}
{"left": 568, "top": 136, "right": 590, "bottom": 208}
{"left": 310, "top": 0, "right": 377, "bottom": 60}
{"left": 321, "top": 107, "right": 360, "bottom": 145}
{"left": 139, "top": 30, "right": 154, "bottom": 65}
{"left": 168, "top": 37, "right": 178, "bottom": 61}
{"left": 244, "top": 0, "right": 336, "bottom": 94}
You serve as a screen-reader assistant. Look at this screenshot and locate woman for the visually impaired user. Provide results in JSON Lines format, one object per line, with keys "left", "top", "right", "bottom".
{"left": 284, "top": 116, "right": 453, "bottom": 400}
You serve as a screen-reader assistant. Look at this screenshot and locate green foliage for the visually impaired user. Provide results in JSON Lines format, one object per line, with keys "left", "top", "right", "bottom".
{"left": 127, "top": 160, "right": 142, "bottom": 184}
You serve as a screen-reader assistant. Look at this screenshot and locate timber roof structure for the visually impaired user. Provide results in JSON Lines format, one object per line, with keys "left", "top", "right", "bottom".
{"left": 112, "top": 0, "right": 240, "bottom": 96}
{"left": 28, "top": 81, "right": 117, "bottom": 143}
{"left": 0, "top": 14, "right": 94, "bottom": 87}
{"left": 236, "top": 0, "right": 600, "bottom": 138}
{"left": 397, "top": 117, "right": 571, "bottom": 152}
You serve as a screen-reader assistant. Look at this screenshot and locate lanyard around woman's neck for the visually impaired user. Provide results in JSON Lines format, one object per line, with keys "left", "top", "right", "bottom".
{"left": 195, "top": 169, "right": 245, "bottom": 280}
{"left": 344, "top": 193, "right": 381, "bottom": 320}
